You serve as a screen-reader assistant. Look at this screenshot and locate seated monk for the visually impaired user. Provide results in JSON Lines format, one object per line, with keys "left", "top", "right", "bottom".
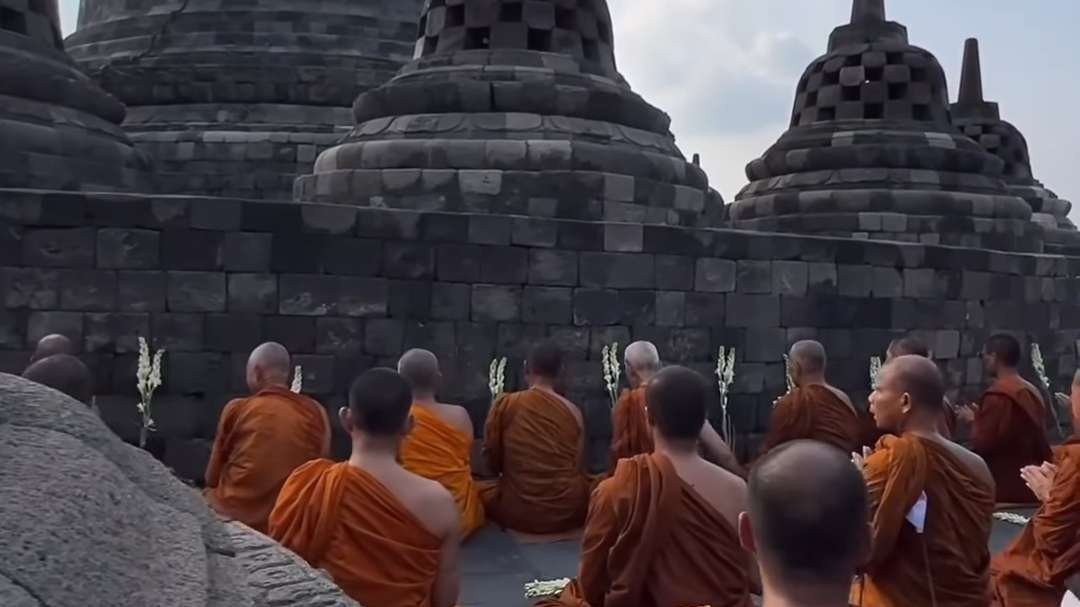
{"left": 269, "top": 369, "right": 460, "bottom": 607}
{"left": 22, "top": 354, "right": 94, "bottom": 407}
{"left": 204, "top": 342, "right": 330, "bottom": 532}
{"left": 538, "top": 366, "right": 757, "bottom": 607}
{"left": 991, "top": 369, "right": 1080, "bottom": 607}
{"left": 482, "top": 341, "right": 592, "bottom": 534}
{"left": 854, "top": 355, "right": 995, "bottom": 606}
{"left": 397, "top": 348, "right": 485, "bottom": 538}
{"left": 887, "top": 336, "right": 958, "bottom": 439}
{"left": 761, "top": 340, "right": 860, "bottom": 455}
{"left": 740, "top": 440, "right": 871, "bottom": 607}
{"left": 959, "top": 334, "right": 1053, "bottom": 504}
{"left": 611, "top": 341, "right": 743, "bottom": 476}
{"left": 27, "top": 333, "right": 74, "bottom": 366}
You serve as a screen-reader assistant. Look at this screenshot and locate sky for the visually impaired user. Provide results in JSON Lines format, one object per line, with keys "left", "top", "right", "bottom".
{"left": 58, "top": 0, "right": 1080, "bottom": 219}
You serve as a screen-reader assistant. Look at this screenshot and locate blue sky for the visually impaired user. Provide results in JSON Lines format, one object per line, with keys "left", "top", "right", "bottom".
{"left": 58, "top": 0, "right": 1080, "bottom": 219}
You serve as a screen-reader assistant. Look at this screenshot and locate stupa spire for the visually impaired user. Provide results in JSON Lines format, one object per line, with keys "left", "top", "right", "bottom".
{"left": 958, "top": 38, "right": 985, "bottom": 104}
{"left": 851, "top": 0, "right": 886, "bottom": 24}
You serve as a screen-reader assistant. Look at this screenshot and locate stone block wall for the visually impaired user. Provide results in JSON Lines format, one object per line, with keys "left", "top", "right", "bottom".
{"left": 2, "top": 189, "right": 1077, "bottom": 477}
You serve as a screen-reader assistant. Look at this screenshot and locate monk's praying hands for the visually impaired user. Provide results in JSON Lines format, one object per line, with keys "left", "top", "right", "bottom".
{"left": 957, "top": 402, "right": 978, "bottom": 424}
{"left": 1019, "top": 463, "right": 1054, "bottom": 502}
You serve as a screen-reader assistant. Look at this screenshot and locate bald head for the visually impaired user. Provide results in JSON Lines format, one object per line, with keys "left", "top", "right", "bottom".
{"left": 887, "top": 336, "right": 929, "bottom": 361}
{"left": 790, "top": 340, "right": 827, "bottom": 378}
{"left": 747, "top": 441, "right": 869, "bottom": 586}
{"left": 625, "top": 341, "right": 660, "bottom": 386}
{"left": 883, "top": 355, "right": 945, "bottom": 413}
{"left": 22, "top": 354, "right": 94, "bottom": 405}
{"left": 246, "top": 342, "right": 291, "bottom": 392}
{"left": 29, "top": 334, "right": 74, "bottom": 364}
{"left": 397, "top": 348, "right": 441, "bottom": 395}
{"left": 646, "top": 365, "right": 708, "bottom": 440}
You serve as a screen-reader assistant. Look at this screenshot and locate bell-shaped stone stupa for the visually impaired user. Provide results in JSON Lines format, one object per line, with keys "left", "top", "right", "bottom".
{"left": 729, "top": 0, "right": 1040, "bottom": 253}
{"left": 0, "top": 0, "right": 150, "bottom": 191}
{"left": 951, "top": 38, "right": 1080, "bottom": 254}
{"left": 294, "top": 0, "right": 716, "bottom": 227}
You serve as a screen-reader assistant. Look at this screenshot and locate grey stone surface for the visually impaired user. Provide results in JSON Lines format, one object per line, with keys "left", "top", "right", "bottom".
{"left": 0, "top": 373, "right": 358, "bottom": 606}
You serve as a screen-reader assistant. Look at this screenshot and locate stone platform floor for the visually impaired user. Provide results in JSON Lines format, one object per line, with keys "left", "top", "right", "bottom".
{"left": 459, "top": 510, "right": 1035, "bottom": 607}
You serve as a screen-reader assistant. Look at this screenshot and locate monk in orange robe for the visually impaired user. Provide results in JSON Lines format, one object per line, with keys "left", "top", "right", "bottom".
{"left": 887, "top": 336, "right": 959, "bottom": 438}
{"left": 204, "top": 342, "right": 330, "bottom": 532}
{"left": 992, "top": 370, "right": 1080, "bottom": 607}
{"left": 609, "top": 341, "right": 656, "bottom": 468}
{"left": 762, "top": 340, "right": 860, "bottom": 455}
{"left": 397, "top": 348, "right": 485, "bottom": 538}
{"left": 538, "top": 366, "right": 757, "bottom": 607}
{"left": 740, "top": 440, "right": 871, "bottom": 607}
{"left": 854, "top": 355, "right": 996, "bottom": 607}
{"left": 482, "top": 341, "right": 592, "bottom": 534}
{"left": 269, "top": 368, "right": 460, "bottom": 607}
{"left": 959, "top": 334, "right": 1053, "bottom": 504}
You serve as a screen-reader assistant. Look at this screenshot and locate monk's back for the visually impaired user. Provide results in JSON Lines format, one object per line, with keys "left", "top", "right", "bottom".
{"left": 763, "top": 383, "right": 861, "bottom": 454}
{"left": 975, "top": 376, "right": 1053, "bottom": 503}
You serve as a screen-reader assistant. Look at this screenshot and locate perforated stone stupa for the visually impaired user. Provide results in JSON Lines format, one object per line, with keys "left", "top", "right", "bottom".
{"left": 728, "top": 0, "right": 1040, "bottom": 253}
{"left": 294, "top": 0, "right": 716, "bottom": 226}
{"left": 950, "top": 38, "right": 1080, "bottom": 254}
{"left": 66, "top": 0, "right": 420, "bottom": 200}
{"left": 0, "top": 0, "right": 150, "bottom": 191}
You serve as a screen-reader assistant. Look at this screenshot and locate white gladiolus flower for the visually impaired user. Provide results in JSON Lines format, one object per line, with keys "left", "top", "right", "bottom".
{"left": 716, "top": 346, "right": 738, "bottom": 451}
{"left": 1030, "top": 342, "right": 1064, "bottom": 437}
{"left": 136, "top": 336, "right": 165, "bottom": 450}
{"left": 993, "top": 511, "right": 1030, "bottom": 526}
{"left": 291, "top": 365, "right": 303, "bottom": 393}
{"left": 870, "top": 356, "right": 883, "bottom": 390}
{"left": 524, "top": 578, "right": 570, "bottom": 598}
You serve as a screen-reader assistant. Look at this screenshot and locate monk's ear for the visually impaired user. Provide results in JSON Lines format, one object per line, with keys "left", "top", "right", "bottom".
{"left": 737, "top": 512, "right": 756, "bottom": 554}
{"left": 338, "top": 407, "right": 352, "bottom": 432}
{"left": 900, "top": 392, "right": 913, "bottom": 416}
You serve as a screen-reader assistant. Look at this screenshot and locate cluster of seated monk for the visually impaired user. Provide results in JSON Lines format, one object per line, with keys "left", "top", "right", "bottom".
{"left": 16, "top": 331, "right": 1080, "bottom": 607}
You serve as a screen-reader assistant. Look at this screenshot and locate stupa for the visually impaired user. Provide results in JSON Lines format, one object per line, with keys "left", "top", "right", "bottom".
{"left": 728, "top": 0, "right": 1040, "bottom": 253}
{"left": 294, "top": 0, "right": 715, "bottom": 226}
{"left": 66, "top": 0, "right": 420, "bottom": 200}
{"left": 0, "top": 0, "right": 150, "bottom": 191}
{"left": 950, "top": 38, "right": 1080, "bottom": 254}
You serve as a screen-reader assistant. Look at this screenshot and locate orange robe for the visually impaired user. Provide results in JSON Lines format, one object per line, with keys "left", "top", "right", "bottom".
{"left": 973, "top": 376, "right": 1054, "bottom": 504}
{"left": 400, "top": 404, "right": 485, "bottom": 537}
{"left": 537, "top": 453, "right": 753, "bottom": 607}
{"left": 761, "top": 384, "right": 861, "bottom": 455}
{"left": 853, "top": 434, "right": 995, "bottom": 607}
{"left": 204, "top": 385, "right": 330, "bottom": 532}
{"left": 269, "top": 460, "right": 442, "bottom": 607}
{"left": 482, "top": 388, "right": 592, "bottom": 534}
{"left": 992, "top": 437, "right": 1080, "bottom": 607}
{"left": 609, "top": 386, "right": 653, "bottom": 470}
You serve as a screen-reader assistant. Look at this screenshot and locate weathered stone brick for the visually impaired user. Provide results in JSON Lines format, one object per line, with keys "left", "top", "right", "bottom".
{"left": 604, "top": 224, "right": 643, "bottom": 253}
{"left": 932, "top": 330, "right": 961, "bottom": 360}
{"left": 223, "top": 232, "right": 272, "bottom": 272}
{"left": 1, "top": 267, "right": 58, "bottom": 309}
{"left": 431, "top": 283, "right": 471, "bottom": 320}
{"left": 726, "top": 294, "right": 780, "bottom": 328}
{"left": 278, "top": 274, "right": 338, "bottom": 316}
{"left": 270, "top": 233, "right": 323, "bottom": 273}
{"left": 695, "top": 258, "right": 736, "bottom": 293}
{"left": 27, "top": 311, "right": 83, "bottom": 351}
{"left": 316, "top": 317, "right": 366, "bottom": 354}
{"left": 558, "top": 221, "right": 603, "bottom": 251}
{"left": 522, "top": 287, "right": 572, "bottom": 324}
{"left": 152, "top": 313, "right": 203, "bottom": 352}
{"left": 772, "top": 261, "right": 809, "bottom": 296}
{"left": 743, "top": 328, "right": 787, "bottom": 362}
{"left": 404, "top": 321, "right": 458, "bottom": 358}
{"left": 666, "top": 328, "right": 712, "bottom": 361}
{"left": 871, "top": 267, "right": 903, "bottom": 298}
{"left": 167, "top": 271, "right": 226, "bottom": 312}
{"left": 85, "top": 313, "right": 149, "bottom": 354}
{"left": 496, "top": 323, "right": 546, "bottom": 360}
{"left": 227, "top": 274, "right": 277, "bottom": 313}
{"left": 807, "top": 262, "right": 838, "bottom": 294}
{"left": 203, "top": 313, "right": 262, "bottom": 353}
{"left": 961, "top": 271, "right": 993, "bottom": 301}
{"left": 161, "top": 229, "right": 223, "bottom": 270}
{"left": 618, "top": 290, "right": 655, "bottom": 326}
{"left": 481, "top": 247, "right": 528, "bottom": 284}
{"left": 262, "top": 316, "right": 316, "bottom": 353}
{"left": 685, "top": 292, "right": 725, "bottom": 326}
{"left": 573, "top": 289, "right": 619, "bottom": 326}
{"left": 0, "top": 308, "right": 25, "bottom": 349}
{"left": 655, "top": 291, "right": 686, "bottom": 327}
{"left": 166, "top": 353, "right": 228, "bottom": 395}
{"left": 468, "top": 215, "right": 512, "bottom": 246}
{"left": 189, "top": 198, "right": 242, "bottom": 231}
{"left": 384, "top": 242, "right": 435, "bottom": 279}
{"left": 23, "top": 227, "right": 95, "bottom": 267}
{"left": 471, "top": 285, "right": 521, "bottom": 322}
{"left": 838, "top": 264, "right": 872, "bottom": 297}
{"left": 589, "top": 326, "right": 632, "bottom": 360}
{"left": 903, "top": 268, "right": 937, "bottom": 298}
{"left": 579, "top": 252, "right": 654, "bottom": 289}
{"left": 548, "top": 326, "right": 589, "bottom": 358}
{"left": 437, "top": 244, "right": 484, "bottom": 283}
{"left": 322, "top": 237, "right": 381, "bottom": 276}
{"left": 97, "top": 228, "right": 159, "bottom": 269}
{"left": 389, "top": 280, "right": 432, "bottom": 319}
{"left": 337, "top": 277, "right": 389, "bottom": 318}
{"left": 511, "top": 217, "right": 558, "bottom": 248}
{"left": 655, "top": 255, "right": 694, "bottom": 290}
{"left": 528, "top": 249, "right": 578, "bottom": 286}
{"left": 301, "top": 205, "right": 357, "bottom": 235}
{"left": 736, "top": 260, "right": 772, "bottom": 294}
{"left": 0, "top": 225, "right": 21, "bottom": 265}
{"left": 365, "top": 318, "right": 404, "bottom": 356}
{"left": 60, "top": 270, "right": 117, "bottom": 311}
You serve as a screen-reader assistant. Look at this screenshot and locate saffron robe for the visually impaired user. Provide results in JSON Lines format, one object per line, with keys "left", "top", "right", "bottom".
{"left": 482, "top": 388, "right": 592, "bottom": 534}
{"left": 609, "top": 387, "right": 653, "bottom": 470}
{"left": 400, "top": 404, "right": 485, "bottom": 537}
{"left": 204, "top": 385, "right": 329, "bottom": 532}
{"left": 973, "top": 376, "right": 1054, "bottom": 504}
{"left": 269, "top": 460, "right": 442, "bottom": 607}
{"left": 853, "top": 434, "right": 995, "bottom": 607}
{"left": 761, "top": 384, "right": 861, "bottom": 455}
{"left": 992, "top": 437, "right": 1080, "bottom": 607}
{"left": 536, "top": 453, "right": 753, "bottom": 607}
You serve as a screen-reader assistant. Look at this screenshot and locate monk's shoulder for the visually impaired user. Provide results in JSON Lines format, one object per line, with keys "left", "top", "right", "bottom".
{"left": 823, "top": 383, "right": 854, "bottom": 408}
{"left": 404, "top": 471, "right": 459, "bottom": 539}
{"left": 437, "top": 402, "right": 474, "bottom": 437}
{"left": 941, "top": 440, "right": 993, "bottom": 484}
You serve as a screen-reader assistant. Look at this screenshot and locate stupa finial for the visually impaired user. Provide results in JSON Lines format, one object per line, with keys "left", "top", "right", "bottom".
{"left": 851, "top": 0, "right": 886, "bottom": 24}
{"left": 959, "top": 38, "right": 985, "bottom": 104}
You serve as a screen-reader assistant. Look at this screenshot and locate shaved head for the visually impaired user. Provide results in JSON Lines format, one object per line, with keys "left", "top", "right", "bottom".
{"left": 747, "top": 440, "right": 869, "bottom": 586}
{"left": 625, "top": 341, "right": 660, "bottom": 372}
{"left": 22, "top": 354, "right": 94, "bottom": 405}
{"left": 397, "top": 348, "right": 440, "bottom": 395}
{"left": 246, "top": 342, "right": 291, "bottom": 392}
{"left": 646, "top": 365, "right": 708, "bottom": 440}
{"left": 526, "top": 340, "right": 562, "bottom": 379}
{"left": 984, "top": 334, "right": 1021, "bottom": 368}
{"left": 29, "top": 334, "right": 74, "bottom": 364}
{"left": 348, "top": 368, "right": 413, "bottom": 437}
{"left": 883, "top": 355, "right": 945, "bottom": 413}
{"left": 790, "top": 340, "right": 827, "bottom": 376}
{"left": 887, "top": 336, "right": 929, "bottom": 360}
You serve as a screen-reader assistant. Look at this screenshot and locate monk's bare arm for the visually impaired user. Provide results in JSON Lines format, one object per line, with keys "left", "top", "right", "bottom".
{"left": 700, "top": 421, "right": 745, "bottom": 478}
{"left": 205, "top": 401, "right": 239, "bottom": 487}
{"left": 317, "top": 404, "right": 332, "bottom": 458}
{"left": 430, "top": 489, "right": 461, "bottom": 607}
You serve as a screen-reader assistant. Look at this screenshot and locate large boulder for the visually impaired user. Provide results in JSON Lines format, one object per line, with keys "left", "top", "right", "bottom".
{"left": 0, "top": 373, "right": 357, "bottom": 606}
